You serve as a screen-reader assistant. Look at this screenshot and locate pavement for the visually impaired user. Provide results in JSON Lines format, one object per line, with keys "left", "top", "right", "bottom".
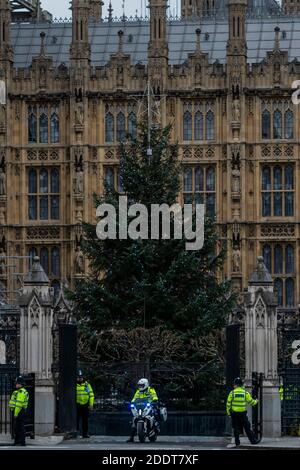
{"left": 1, "top": 434, "right": 300, "bottom": 450}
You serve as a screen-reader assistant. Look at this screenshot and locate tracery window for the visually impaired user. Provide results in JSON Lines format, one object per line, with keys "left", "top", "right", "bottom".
{"left": 28, "top": 104, "right": 60, "bottom": 144}
{"left": 262, "top": 243, "right": 295, "bottom": 306}
{"left": 183, "top": 165, "right": 216, "bottom": 216}
{"left": 28, "top": 168, "right": 60, "bottom": 221}
{"left": 105, "top": 103, "right": 137, "bottom": 143}
{"left": 261, "top": 100, "right": 293, "bottom": 140}
{"left": 261, "top": 164, "right": 294, "bottom": 217}
{"left": 104, "top": 166, "right": 124, "bottom": 193}
{"left": 28, "top": 246, "right": 61, "bottom": 279}
{"left": 182, "top": 101, "right": 215, "bottom": 142}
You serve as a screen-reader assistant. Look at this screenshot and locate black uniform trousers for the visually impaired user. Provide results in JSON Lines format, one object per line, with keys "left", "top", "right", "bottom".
{"left": 77, "top": 404, "right": 89, "bottom": 437}
{"left": 230, "top": 411, "right": 257, "bottom": 445}
{"left": 13, "top": 410, "right": 26, "bottom": 446}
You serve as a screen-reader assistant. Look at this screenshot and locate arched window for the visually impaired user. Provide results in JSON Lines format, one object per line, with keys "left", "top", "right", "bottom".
{"left": 206, "top": 110, "right": 214, "bottom": 140}
{"left": 39, "top": 108, "right": 48, "bottom": 144}
{"left": 50, "top": 112, "right": 59, "bottom": 143}
{"left": 116, "top": 112, "right": 126, "bottom": 142}
{"left": 105, "top": 113, "right": 114, "bottom": 142}
{"left": 194, "top": 166, "right": 204, "bottom": 192}
{"left": 194, "top": 111, "right": 204, "bottom": 140}
{"left": 40, "top": 247, "right": 49, "bottom": 275}
{"left": 183, "top": 111, "right": 192, "bottom": 141}
{"left": 262, "top": 192, "right": 271, "bottom": 217}
{"left": 117, "top": 169, "right": 123, "bottom": 193}
{"left": 28, "top": 106, "right": 37, "bottom": 143}
{"left": 206, "top": 167, "right": 215, "bottom": 191}
{"left": 128, "top": 112, "right": 137, "bottom": 139}
{"left": 206, "top": 194, "right": 215, "bottom": 217}
{"left": 274, "top": 166, "right": 282, "bottom": 190}
{"left": 39, "top": 168, "right": 48, "bottom": 194}
{"left": 285, "top": 165, "right": 294, "bottom": 190}
{"left": 262, "top": 110, "right": 270, "bottom": 139}
{"left": 28, "top": 169, "right": 37, "bottom": 220}
{"left": 51, "top": 280, "right": 60, "bottom": 301}
{"left": 29, "top": 168, "right": 37, "bottom": 193}
{"left": 184, "top": 167, "right": 192, "bottom": 192}
{"left": 28, "top": 247, "right": 37, "bottom": 269}
{"left": 51, "top": 169, "right": 59, "bottom": 194}
{"left": 39, "top": 169, "right": 48, "bottom": 220}
{"left": 263, "top": 244, "right": 271, "bottom": 273}
{"left": 51, "top": 247, "right": 60, "bottom": 277}
{"left": 274, "top": 245, "right": 283, "bottom": 274}
{"left": 51, "top": 169, "right": 60, "bottom": 220}
{"left": 286, "top": 278, "right": 295, "bottom": 307}
{"left": 274, "top": 278, "right": 283, "bottom": 306}
{"left": 285, "top": 245, "right": 294, "bottom": 274}
{"left": 285, "top": 191, "right": 294, "bottom": 216}
{"left": 105, "top": 167, "right": 114, "bottom": 189}
{"left": 262, "top": 166, "right": 271, "bottom": 190}
{"left": 273, "top": 109, "right": 282, "bottom": 139}
{"left": 284, "top": 110, "right": 293, "bottom": 139}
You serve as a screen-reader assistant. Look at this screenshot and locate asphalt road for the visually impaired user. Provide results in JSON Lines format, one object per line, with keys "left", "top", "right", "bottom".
{"left": 0, "top": 436, "right": 230, "bottom": 450}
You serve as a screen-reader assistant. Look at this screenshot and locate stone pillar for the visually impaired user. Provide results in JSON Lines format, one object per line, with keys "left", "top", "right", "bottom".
{"left": 18, "top": 256, "right": 55, "bottom": 435}
{"left": 244, "top": 256, "right": 280, "bottom": 437}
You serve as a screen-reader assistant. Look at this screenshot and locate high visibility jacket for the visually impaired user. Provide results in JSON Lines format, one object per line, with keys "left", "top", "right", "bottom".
{"left": 9, "top": 387, "right": 29, "bottom": 418}
{"left": 76, "top": 381, "right": 94, "bottom": 406}
{"left": 132, "top": 387, "right": 158, "bottom": 403}
{"left": 279, "top": 385, "right": 296, "bottom": 401}
{"left": 226, "top": 387, "right": 258, "bottom": 415}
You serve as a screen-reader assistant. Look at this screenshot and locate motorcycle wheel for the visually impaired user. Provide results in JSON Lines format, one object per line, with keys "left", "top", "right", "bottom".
{"left": 137, "top": 421, "right": 145, "bottom": 443}
{"left": 149, "top": 434, "right": 157, "bottom": 442}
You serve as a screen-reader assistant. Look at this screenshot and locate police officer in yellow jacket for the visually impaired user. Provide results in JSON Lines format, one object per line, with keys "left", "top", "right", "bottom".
{"left": 226, "top": 377, "right": 258, "bottom": 448}
{"left": 9, "top": 376, "right": 29, "bottom": 446}
{"left": 76, "top": 370, "right": 94, "bottom": 438}
{"left": 127, "top": 378, "right": 159, "bottom": 443}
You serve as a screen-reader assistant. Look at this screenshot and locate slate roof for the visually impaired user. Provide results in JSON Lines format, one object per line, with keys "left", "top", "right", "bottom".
{"left": 8, "top": 0, "right": 300, "bottom": 68}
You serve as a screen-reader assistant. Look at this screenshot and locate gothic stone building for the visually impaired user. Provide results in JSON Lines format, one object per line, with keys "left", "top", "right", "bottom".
{"left": 0, "top": 0, "right": 299, "bottom": 307}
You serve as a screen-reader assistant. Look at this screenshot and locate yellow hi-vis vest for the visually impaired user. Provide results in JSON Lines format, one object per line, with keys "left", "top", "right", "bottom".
{"left": 132, "top": 387, "right": 158, "bottom": 403}
{"left": 76, "top": 381, "right": 94, "bottom": 406}
{"left": 9, "top": 387, "right": 29, "bottom": 417}
{"left": 226, "top": 386, "right": 258, "bottom": 415}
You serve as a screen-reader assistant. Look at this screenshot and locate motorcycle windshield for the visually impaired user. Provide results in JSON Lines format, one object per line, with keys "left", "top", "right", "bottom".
{"left": 134, "top": 398, "right": 150, "bottom": 411}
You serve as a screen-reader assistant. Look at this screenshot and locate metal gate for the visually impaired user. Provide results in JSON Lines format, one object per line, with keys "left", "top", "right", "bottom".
{"left": 0, "top": 304, "right": 35, "bottom": 437}
{"left": 251, "top": 372, "right": 263, "bottom": 442}
{"left": 281, "top": 328, "right": 300, "bottom": 436}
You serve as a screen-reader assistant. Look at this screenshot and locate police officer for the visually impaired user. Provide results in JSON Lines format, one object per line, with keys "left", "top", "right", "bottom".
{"left": 226, "top": 377, "right": 258, "bottom": 448}
{"left": 9, "top": 376, "right": 29, "bottom": 446}
{"left": 76, "top": 370, "right": 94, "bottom": 438}
{"left": 127, "top": 378, "right": 159, "bottom": 443}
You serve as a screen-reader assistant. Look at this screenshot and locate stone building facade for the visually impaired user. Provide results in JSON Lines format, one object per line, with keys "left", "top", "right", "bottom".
{"left": 0, "top": 0, "right": 299, "bottom": 307}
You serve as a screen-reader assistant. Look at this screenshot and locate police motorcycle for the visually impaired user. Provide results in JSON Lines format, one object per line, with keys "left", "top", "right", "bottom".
{"left": 130, "top": 399, "right": 167, "bottom": 443}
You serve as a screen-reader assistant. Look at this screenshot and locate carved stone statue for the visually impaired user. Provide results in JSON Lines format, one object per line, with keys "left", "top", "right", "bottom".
{"left": 0, "top": 247, "right": 5, "bottom": 275}
{"left": 0, "top": 104, "right": 5, "bottom": 126}
{"left": 74, "top": 168, "right": 83, "bottom": 195}
{"left": 232, "top": 168, "right": 240, "bottom": 193}
{"left": 232, "top": 99, "right": 240, "bottom": 122}
{"left": 75, "top": 102, "right": 84, "bottom": 126}
{"left": 232, "top": 249, "right": 241, "bottom": 272}
{"left": 0, "top": 168, "right": 5, "bottom": 196}
{"left": 75, "top": 246, "right": 84, "bottom": 274}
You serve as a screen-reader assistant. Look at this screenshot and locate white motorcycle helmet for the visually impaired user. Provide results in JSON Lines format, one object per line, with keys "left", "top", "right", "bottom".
{"left": 137, "top": 378, "right": 149, "bottom": 391}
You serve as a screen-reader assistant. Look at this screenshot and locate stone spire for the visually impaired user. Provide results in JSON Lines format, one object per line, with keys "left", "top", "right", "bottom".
{"left": 89, "top": 0, "right": 104, "bottom": 21}
{"left": 181, "top": 0, "right": 215, "bottom": 17}
{"left": 148, "top": 0, "right": 168, "bottom": 60}
{"left": 0, "top": 0, "right": 13, "bottom": 63}
{"left": 226, "top": 0, "right": 247, "bottom": 60}
{"left": 70, "top": 0, "right": 91, "bottom": 62}
{"left": 282, "top": 0, "right": 300, "bottom": 14}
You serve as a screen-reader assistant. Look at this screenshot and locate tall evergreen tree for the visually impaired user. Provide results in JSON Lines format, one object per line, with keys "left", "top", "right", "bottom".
{"left": 69, "top": 123, "right": 234, "bottom": 346}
